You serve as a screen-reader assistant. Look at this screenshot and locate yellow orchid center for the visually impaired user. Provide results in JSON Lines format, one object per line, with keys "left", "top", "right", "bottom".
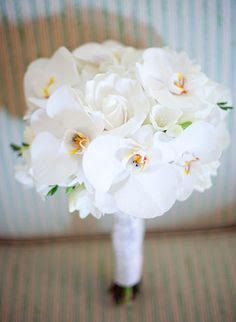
{"left": 132, "top": 153, "right": 148, "bottom": 170}
{"left": 69, "top": 132, "right": 89, "bottom": 155}
{"left": 43, "top": 77, "right": 55, "bottom": 98}
{"left": 112, "top": 50, "right": 121, "bottom": 62}
{"left": 184, "top": 157, "right": 199, "bottom": 175}
{"left": 173, "top": 72, "right": 187, "bottom": 95}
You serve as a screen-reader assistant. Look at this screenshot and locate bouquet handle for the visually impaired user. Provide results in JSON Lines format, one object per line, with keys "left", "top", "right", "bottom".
{"left": 111, "top": 212, "right": 145, "bottom": 303}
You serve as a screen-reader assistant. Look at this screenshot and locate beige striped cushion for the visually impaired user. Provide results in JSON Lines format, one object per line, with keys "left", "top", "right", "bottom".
{"left": 0, "top": 230, "right": 235, "bottom": 321}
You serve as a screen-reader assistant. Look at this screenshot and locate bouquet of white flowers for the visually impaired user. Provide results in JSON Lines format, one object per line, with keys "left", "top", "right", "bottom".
{"left": 12, "top": 40, "right": 232, "bottom": 303}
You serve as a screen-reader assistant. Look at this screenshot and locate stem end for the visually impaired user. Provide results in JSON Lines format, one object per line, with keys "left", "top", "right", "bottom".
{"left": 109, "top": 282, "right": 141, "bottom": 304}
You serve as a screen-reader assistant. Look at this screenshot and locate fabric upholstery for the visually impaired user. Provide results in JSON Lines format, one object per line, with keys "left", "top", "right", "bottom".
{"left": 0, "top": 230, "right": 235, "bottom": 321}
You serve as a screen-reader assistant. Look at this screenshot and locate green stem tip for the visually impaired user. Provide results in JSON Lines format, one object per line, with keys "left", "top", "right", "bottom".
{"left": 109, "top": 282, "right": 141, "bottom": 305}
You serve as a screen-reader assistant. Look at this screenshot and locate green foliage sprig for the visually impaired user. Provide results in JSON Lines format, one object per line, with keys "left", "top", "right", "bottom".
{"left": 65, "top": 186, "right": 76, "bottom": 194}
{"left": 217, "top": 101, "right": 233, "bottom": 111}
{"left": 47, "top": 185, "right": 59, "bottom": 197}
{"left": 10, "top": 142, "right": 29, "bottom": 157}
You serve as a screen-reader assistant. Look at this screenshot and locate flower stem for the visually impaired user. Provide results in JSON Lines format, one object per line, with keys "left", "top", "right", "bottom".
{"left": 109, "top": 282, "right": 141, "bottom": 304}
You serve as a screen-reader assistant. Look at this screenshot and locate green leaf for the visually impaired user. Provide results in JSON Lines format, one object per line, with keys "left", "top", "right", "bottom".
{"left": 217, "top": 101, "right": 233, "bottom": 111}
{"left": 217, "top": 101, "right": 227, "bottom": 105}
{"left": 179, "top": 121, "right": 192, "bottom": 130}
{"left": 10, "top": 142, "right": 30, "bottom": 156}
{"left": 47, "top": 185, "right": 59, "bottom": 197}
{"left": 22, "top": 142, "right": 30, "bottom": 147}
{"left": 65, "top": 186, "right": 75, "bottom": 194}
{"left": 10, "top": 143, "right": 22, "bottom": 151}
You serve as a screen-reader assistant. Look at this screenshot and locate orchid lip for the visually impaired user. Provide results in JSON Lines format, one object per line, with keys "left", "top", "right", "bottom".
{"left": 172, "top": 152, "right": 200, "bottom": 175}
{"left": 69, "top": 132, "right": 89, "bottom": 155}
{"left": 124, "top": 150, "right": 149, "bottom": 171}
{"left": 170, "top": 72, "right": 187, "bottom": 95}
{"left": 43, "top": 76, "right": 55, "bottom": 98}
{"left": 183, "top": 157, "right": 199, "bottom": 175}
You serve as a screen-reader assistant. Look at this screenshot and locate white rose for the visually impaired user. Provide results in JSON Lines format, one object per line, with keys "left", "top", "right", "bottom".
{"left": 85, "top": 72, "right": 150, "bottom": 135}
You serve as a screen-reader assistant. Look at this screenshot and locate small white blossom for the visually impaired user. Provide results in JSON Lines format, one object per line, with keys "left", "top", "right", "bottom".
{"left": 149, "top": 104, "right": 182, "bottom": 131}
{"left": 68, "top": 185, "right": 102, "bottom": 219}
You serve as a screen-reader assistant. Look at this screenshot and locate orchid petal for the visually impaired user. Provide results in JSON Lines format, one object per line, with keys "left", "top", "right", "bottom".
{"left": 113, "top": 165, "right": 180, "bottom": 218}
{"left": 83, "top": 135, "right": 126, "bottom": 192}
{"left": 31, "top": 132, "right": 80, "bottom": 185}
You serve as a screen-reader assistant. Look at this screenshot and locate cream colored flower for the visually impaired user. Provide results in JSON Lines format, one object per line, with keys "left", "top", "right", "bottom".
{"left": 137, "top": 47, "right": 208, "bottom": 112}
{"left": 83, "top": 126, "right": 180, "bottom": 218}
{"left": 149, "top": 104, "right": 182, "bottom": 131}
{"left": 30, "top": 85, "right": 104, "bottom": 186}
{"left": 24, "top": 47, "right": 79, "bottom": 117}
{"left": 85, "top": 72, "right": 150, "bottom": 135}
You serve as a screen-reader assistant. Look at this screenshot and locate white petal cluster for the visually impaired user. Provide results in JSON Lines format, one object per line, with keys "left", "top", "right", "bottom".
{"left": 15, "top": 41, "right": 232, "bottom": 219}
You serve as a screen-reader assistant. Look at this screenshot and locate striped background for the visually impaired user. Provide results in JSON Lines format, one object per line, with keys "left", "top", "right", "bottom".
{"left": 0, "top": 230, "right": 235, "bottom": 321}
{"left": 0, "top": 0, "right": 235, "bottom": 237}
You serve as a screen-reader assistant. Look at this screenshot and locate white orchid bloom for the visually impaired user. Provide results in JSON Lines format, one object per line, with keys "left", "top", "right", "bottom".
{"left": 14, "top": 148, "right": 50, "bottom": 197}
{"left": 30, "top": 85, "right": 104, "bottom": 186}
{"left": 73, "top": 41, "right": 120, "bottom": 82}
{"left": 170, "top": 121, "right": 222, "bottom": 163}
{"left": 156, "top": 121, "right": 224, "bottom": 200}
{"left": 194, "top": 80, "right": 232, "bottom": 124}
{"left": 73, "top": 42, "right": 116, "bottom": 84}
{"left": 24, "top": 47, "right": 79, "bottom": 117}
{"left": 102, "top": 41, "right": 143, "bottom": 78}
{"left": 149, "top": 103, "right": 182, "bottom": 131}
{"left": 137, "top": 48, "right": 208, "bottom": 112}
{"left": 83, "top": 125, "right": 180, "bottom": 218}
{"left": 194, "top": 161, "right": 220, "bottom": 192}
{"left": 85, "top": 72, "right": 150, "bottom": 135}
{"left": 73, "top": 41, "right": 120, "bottom": 66}
{"left": 73, "top": 41, "right": 143, "bottom": 82}
{"left": 175, "top": 158, "right": 220, "bottom": 201}
{"left": 164, "top": 81, "right": 232, "bottom": 130}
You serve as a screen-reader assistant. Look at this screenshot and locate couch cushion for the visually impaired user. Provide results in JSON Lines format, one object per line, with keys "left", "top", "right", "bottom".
{"left": 0, "top": 230, "right": 235, "bottom": 321}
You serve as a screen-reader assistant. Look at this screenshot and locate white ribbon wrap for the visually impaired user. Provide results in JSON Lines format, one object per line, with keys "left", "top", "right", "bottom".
{"left": 112, "top": 213, "right": 145, "bottom": 287}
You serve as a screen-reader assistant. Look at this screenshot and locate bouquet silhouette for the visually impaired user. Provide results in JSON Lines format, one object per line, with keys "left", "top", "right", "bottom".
{"left": 11, "top": 41, "right": 232, "bottom": 303}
